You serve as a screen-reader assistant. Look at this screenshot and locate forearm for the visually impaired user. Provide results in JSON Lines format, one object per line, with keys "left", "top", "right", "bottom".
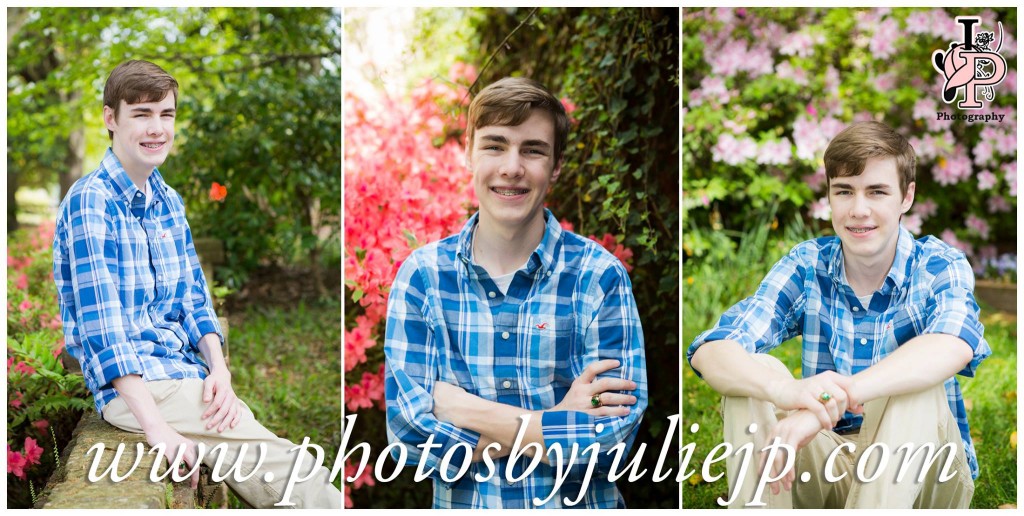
{"left": 691, "top": 340, "right": 791, "bottom": 400}
{"left": 197, "top": 333, "right": 228, "bottom": 373}
{"left": 111, "top": 374, "right": 170, "bottom": 434}
{"left": 849, "top": 333, "right": 973, "bottom": 403}
{"left": 450, "top": 395, "right": 549, "bottom": 463}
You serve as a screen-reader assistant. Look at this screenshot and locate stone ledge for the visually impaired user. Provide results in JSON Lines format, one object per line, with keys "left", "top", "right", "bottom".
{"left": 37, "top": 409, "right": 228, "bottom": 509}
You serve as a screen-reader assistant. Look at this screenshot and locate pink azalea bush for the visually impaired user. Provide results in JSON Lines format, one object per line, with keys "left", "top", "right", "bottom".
{"left": 7, "top": 223, "right": 90, "bottom": 497}
{"left": 684, "top": 8, "right": 1016, "bottom": 276}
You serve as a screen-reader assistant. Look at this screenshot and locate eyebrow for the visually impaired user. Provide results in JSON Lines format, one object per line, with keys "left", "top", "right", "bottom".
{"left": 129, "top": 107, "right": 176, "bottom": 114}
{"left": 829, "top": 182, "right": 892, "bottom": 190}
{"left": 477, "top": 134, "right": 551, "bottom": 148}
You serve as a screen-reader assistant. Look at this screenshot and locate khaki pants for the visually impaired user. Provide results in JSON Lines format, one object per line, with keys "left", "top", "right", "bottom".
{"left": 102, "top": 379, "right": 342, "bottom": 509}
{"left": 722, "top": 354, "right": 974, "bottom": 509}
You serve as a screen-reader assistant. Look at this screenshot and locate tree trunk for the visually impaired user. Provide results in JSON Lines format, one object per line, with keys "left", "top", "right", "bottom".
{"left": 59, "top": 91, "right": 85, "bottom": 200}
{"left": 8, "top": 172, "right": 20, "bottom": 233}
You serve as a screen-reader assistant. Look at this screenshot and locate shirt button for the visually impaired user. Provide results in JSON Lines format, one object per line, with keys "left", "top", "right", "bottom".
{"left": 136, "top": 192, "right": 142, "bottom": 198}
{"left": 546, "top": 271, "right": 552, "bottom": 277}
{"left": 488, "top": 291, "right": 496, "bottom": 298}
{"left": 157, "top": 274, "right": 163, "bottom": 281}
{"left": 860, "top": 338, "right": 868, "bottom": 345}
{"left": 502, "top": 380, "right": 512, "bottom": 389}
{"left": 852, "top": 306, "right": 859, "bottom": 312}
{"left": 501, "top": 331, "right": 510, "bottom": 340}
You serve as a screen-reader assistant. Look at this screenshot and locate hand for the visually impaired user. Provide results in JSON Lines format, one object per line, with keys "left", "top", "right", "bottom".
{"left": 201, "top": 368, "right": 241, "bottom": 432}
{"left": 146, "top": 424, "right": 201, "bottom": 489}
{"left": 766, "top": 371, "right": 857, "bottom": 430}
{"left": 552, "top": 359, "right": 638, "bottom": 417}
{"left": 431, "top": 381, "right": 469, "bottom": 425}
{"left": 759, "top": 410, "right": 821, "bottom": 495}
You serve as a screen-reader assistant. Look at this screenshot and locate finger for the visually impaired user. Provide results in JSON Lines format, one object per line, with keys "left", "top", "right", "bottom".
{"left": 823, "top": 399, "right": 839, "bottom": 427}
{"left": 805, "top": 396, "right": 832, "bottom": 429}
{"left": 593, "top": 405, "right": 630, "bottom": 417}
{"left": 231, "top": 405, "right": 242, "bottom": 428}
{"left": 203, "top": 378, "right": 215, "bottom": 403}
{"left": 207, "top": 398, "right": 231, "bottom": 430}
{"left": 593, "top": 393, "right": 638, "bottom": 407}
{"left": 203, "top": 385, "right": 227, "bottom": 420}
{"left": 218, "top": 400, "right": 238, "bottom": 432}
{"left": 580, "top": 359, "right": 620, "bottom": 383}
{"left": 590, "top": 377, "right": 637, "bottom": 394}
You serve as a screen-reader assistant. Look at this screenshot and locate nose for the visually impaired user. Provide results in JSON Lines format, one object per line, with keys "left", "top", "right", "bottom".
{"left": 146, "top": 117, "right": 163, "bottom": 136}
{"left": 499, "top": 152, "right": 525, "bottom": 178}
{"left": 850, "top": 194, "right": 871, "bottom": 218}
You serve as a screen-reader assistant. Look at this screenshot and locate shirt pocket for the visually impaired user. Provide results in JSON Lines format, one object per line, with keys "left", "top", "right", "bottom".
{"left": 150, "top": 224, "right": 187, "bottom": 289}
{"left": 524, "top": 315, "right": 575, "bottom": 388}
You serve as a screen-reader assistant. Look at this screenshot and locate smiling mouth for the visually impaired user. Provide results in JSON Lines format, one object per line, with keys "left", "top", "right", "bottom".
{"left": 141, "top": 142, "right": 164, "bottom": 149}
{"left": 847, "top": 226, "right": 877, "bottom": 234}
{"left": 491, "top": 186, "right": 529, "bottom": 197}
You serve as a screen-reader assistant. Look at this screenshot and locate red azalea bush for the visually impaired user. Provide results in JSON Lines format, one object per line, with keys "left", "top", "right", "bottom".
{"left": 7, "top": 222, "right": 91, "bottom": 507}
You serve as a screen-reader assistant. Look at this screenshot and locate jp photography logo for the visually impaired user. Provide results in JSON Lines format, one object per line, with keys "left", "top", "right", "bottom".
{"left": 931, "top": 16, "right": 1008, "bottom": 122}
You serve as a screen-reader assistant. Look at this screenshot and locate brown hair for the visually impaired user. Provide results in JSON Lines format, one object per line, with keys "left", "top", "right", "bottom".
{"left": 467, "top": 77, "right": 570, "bottom": 163}
{"left": 823, "top": 121, "right": 916, "bottom": 196}
{"left": 103, "top": 60, "right": 179, "bottom": 139}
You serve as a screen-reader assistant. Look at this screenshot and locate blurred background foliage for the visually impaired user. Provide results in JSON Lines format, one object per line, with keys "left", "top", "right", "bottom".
{"left": 344, "top": 7, "right": 678, "bottom": 508}
{"left": 8, "top": 7, "right": 342, "bottom": 288}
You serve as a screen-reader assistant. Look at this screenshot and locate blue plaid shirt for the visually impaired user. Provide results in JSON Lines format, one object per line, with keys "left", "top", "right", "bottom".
{"left": 53, "top": 149, "right": 222, "bottom": 414}
{"left": 384, "top": 210, "right": 648, "bottom": 508}
{"left": 687, "top": 226, "right": 990, "bottom": 479}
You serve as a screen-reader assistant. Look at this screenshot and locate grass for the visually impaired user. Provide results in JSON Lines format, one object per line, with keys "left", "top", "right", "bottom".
{"left": 224, "top": 298, "right": 342, "bottom": 506}
{"left": 682, "top": 217, "right": 1017, "bottom": 508}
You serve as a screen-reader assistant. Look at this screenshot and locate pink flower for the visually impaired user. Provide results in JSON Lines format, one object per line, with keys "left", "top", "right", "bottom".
{"left": 931, "top": 150, "right": 972, "bottom": 186}
{"left": 805, "top": 166, "right": 827, "bottom": 192}
{"left": 712, "top": 133, "right": 758, "bottom": 166}
{"left": 8, "top": 447, "right": 27, "bottom": 479}
{"left": 559, "top": 219, "right": 574, "bottom": 232}
{"left": 32, "top": 419, "right": 50, "bottom": 432}
{"left": 988, "top": 195, "right": 1011, "bottom": 213}
{"left": 973, "top": 141, "right": 994, "bottom": 166}
{"left": 902, "top": 213, "right": 922, "bottom": 234}
{"left": 809, "top": 198, "right": 831, "bottom": 221}
{"left": 775, "top": 62, "right": 809, "bottom": 86}
{"left": 940, "top": 229, "right": 974, "bottom": 257}
{"left": 756, "top": 139, "right": 792, "bottom": 166}
{"left": 1003, "top": 162, "right": 1017, "bottom": 197}
{"left": 698, "top": 76, "right": 731, "bottom": 105}
{"left": 913, "top": 198, "right": 938, "bottom": 220}
{"left": 869, "top": 18, "right": 900, "bottom": 59}
{"left": 15, "top": 274, "right": 28, "bottom": 291}
{"left": 23, "top": 437, "right": 43, "bottom": 465}
{"left": 345, "top": 460, "right": 376, "bottom": 490}
{"left": 912, "top": 98, "right": 936, "bottom": 120}
{"left": 965, "top": 214, "right": 991, "bottom": 240}
{"left": 18, "top": 299, "right": 32, "bottom": 311}
{"left": 977, "top": 170, "right": 997, "bottom": 190}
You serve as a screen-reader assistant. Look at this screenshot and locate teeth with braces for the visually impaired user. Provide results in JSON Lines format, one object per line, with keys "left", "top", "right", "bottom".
{"left": 493, "top": 188, "right": 528, "bottom": 196}
{"left": 849, "top": 227, "right": 874, "bottom": 233}
{"left": 142, "top": 143, "right": 162, "bottom": 148}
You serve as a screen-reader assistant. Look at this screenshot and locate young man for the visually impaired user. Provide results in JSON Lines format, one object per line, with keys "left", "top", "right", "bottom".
{"left": 384, "top": 77, "right": 648, "bottom": 508}
{"left": 688, "top": 121, "right": 989, "bottom": 509}
{"left": 53, "top": 60, "right": 341, "bottom": 508}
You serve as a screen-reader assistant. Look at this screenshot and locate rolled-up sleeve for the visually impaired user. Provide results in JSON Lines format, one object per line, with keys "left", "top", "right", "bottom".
{"left": 921, "top": 253, "right": 990, "bottom": 377}
{"left": 686, "top": 245, "right": 808, "bottom": 376}
{"left": 384, "top": 254, "right": 480, "bottom": 481}
{"left": 59, "top": 188, "right": 144, "bottom": 393}
{"left": 541, "top": 260, "right": 647, "bottom": 478}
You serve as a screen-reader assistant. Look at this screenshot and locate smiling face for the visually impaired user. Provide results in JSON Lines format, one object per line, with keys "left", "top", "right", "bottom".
{"left": 470, "top": 109, "right": 562, "bottom": 235}
{"left": 828, "top": 156, "right": 915, "bottom": 266}
{"left": 103, "top": 93, "right": 176, "bottom": 178}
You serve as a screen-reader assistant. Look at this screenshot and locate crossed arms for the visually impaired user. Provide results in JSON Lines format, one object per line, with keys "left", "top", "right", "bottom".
{"left": 384, "top": 252, "right": 647, "bottom": 480}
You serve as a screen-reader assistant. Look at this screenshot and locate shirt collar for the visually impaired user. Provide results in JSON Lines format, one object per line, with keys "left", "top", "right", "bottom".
{"left": 456, "top": 208, "right": 563, "bottom": 275}
{"left": 828, "top": 225, "right": 914, "bottom": 295}
{"left": 102, "top": 147, "right": 168, "bottom": 205}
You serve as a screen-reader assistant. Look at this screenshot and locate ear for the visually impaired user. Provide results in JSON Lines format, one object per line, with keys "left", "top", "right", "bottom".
{"left": 103, "top": 105, "right": 118, "bottom": 133}
{"left": 901, "top": 181, "right": 916, "bottom": 213}
{"left": 551, "top": 160, "right": 563, "bottom": 182}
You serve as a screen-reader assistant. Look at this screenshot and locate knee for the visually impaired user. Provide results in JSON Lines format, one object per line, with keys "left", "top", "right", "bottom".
{"left": 750, "top": 353, "right": 794, "bottom": 378}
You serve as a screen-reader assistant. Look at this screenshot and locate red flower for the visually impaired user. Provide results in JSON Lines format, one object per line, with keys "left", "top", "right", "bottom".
{"left": 32, "top": 419, "right": 50, "bottom": 433}
{"left": 209, "top": 182, "right": 228, "bottom": 202}
{"left": 7, "top": 446, "right": 27, "bottom": 479}
{"left": 23, "top": 437, "right": 43, "bottom": 465}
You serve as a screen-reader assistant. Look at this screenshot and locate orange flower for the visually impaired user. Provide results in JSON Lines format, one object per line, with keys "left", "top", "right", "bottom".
{"left": 209, "top": 182, "right": 227, "bottom": 202}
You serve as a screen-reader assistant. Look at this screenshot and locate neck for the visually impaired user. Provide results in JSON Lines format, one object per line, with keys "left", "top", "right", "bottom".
{"left": 111, "top": 145, "right": 152, "bottom": 190}
{"left": 473, "top": 212, "right": 546, "bottom": 276}
{"left": 842, "top": 245, "right": 897, "bottom": 297}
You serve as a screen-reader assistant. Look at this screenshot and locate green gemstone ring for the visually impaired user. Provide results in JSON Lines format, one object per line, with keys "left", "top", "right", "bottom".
{"left": 591, "top": 393, "right": 602, "bottom": 408}
{"left": 819, "top": 392, "right": 832, "bottom": 403}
